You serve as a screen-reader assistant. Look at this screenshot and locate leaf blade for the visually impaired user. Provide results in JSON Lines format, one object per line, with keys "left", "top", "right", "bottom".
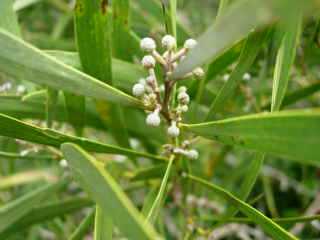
{"left": 61, "top": 143, "right": 161, "bottom": 239}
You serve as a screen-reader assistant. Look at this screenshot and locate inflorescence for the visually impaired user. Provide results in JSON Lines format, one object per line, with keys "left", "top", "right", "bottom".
{"left": 132, "top": 35, "right": 204, "bottom": 160}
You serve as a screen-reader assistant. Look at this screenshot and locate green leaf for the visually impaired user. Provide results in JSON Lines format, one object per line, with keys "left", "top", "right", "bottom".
{"left": 13, "top": 0, "right": 44, "bottom": 11}
{"left": 172, "top": 0, "right": 305, "bottom": 78}
{"left": 0, "top": 113, "right": 166, "bottom": 161}
{"left": 223, "top": 152, "right": 264, "bottom": 219}
{"left": 0, "top": 169, "right": 55, "bottom": 189}
{"left": 69, "top": 209, "right": 95, "bottom": 240}
{"left": 162, "top": 0, "right": 177, "bottom": 38}
{"left": 183, "top": 109, "right": 320, "bottom": 166}
{"left": 0, "top": 182, "right": 61, "bottom": 233}
{"left": 263, "top": 82, "right": 320, "bottom": 110}
{"left": 206, "top": 29, "right": 269, "bottom": 120}
{"left": 94, "top": 206, "right": 113, "bottom": 240}
{"left": 74, "top": 0, "right": 131, "bottom": 151}
{"left": 0, "top": 29, "right": 141, "bottom": 107}
{"left": 146, "top": 156, "right": 174, "bottom": 224}
{"left": 0, "top": 197, "right": 92, "bottom": 238}
{"left": 61, "top": 143, "right": 161, "bottom": 239}
{"left": 46, "top": 50, "right": 144, "bottom": 92}
{"left": 271, "top": 15, "right": 302, "bottom": 111}
{"left": 112, "top": 0, "right": 132, "bottom": 61}
{"left": 0, "top": 0, "right": 21, "bottom": 37}
{"left": 188, "top": 174, "right": 298, "bottom": 240}
{"left": 46, "top": 88, "right": 59, "bottom": 128}
{"left": 128, "top": 164, "right": 167, "bottom": 182}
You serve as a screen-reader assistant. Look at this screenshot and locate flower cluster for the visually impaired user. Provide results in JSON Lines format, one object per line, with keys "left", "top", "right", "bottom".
{"left": 132, "top": 35, "right": 203, "bottom": 160}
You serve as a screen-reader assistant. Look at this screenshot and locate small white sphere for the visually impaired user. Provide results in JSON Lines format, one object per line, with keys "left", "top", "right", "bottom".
{"left": 140, "top": 37, "right": 156, "bottom": 52}
{"left": 223, "top": 74, "right": 230, "bottom": 82}
{"left": 178, "top": 86, "right": 187, "bottom": 93}
{"left": 193, "top": 67, "right": 205, "bottom": 77}
{"left": 178, "top": 105, "right": 189, "bottom": 113}
{"left": 141, "top": 55, "right": 156, "bottom": 68}
{"left": 162, "top": 35, "right": 176, "bottom": 50}
{"left": 132, "top": 83, "right": 145, "bottom": 97}
{"left": 243, "top": 72, "right": 251, "bottom": 81}
{"left": 167, "top": 122, "right": 180, "bottom": 137}
{"left": 184, "top": 39, "right": 197, "bottom": 49}
{"left": 187, "top": 149, "right": 199, "bottom": 160}
{"left": 146, "top": 112, "right": 161, "bottom": 127}
{"left": 186, "top": 194, "right": 196, "bottom": 205}
{"left": 178, "top": 91, "right": 190, "bottom": 104}
{"left": 59, "top": 159, "right": 68, "bottom": 168}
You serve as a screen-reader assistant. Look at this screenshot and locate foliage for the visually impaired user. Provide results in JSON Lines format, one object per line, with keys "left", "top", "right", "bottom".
{"left": 0, "top": 0, "right": 320, "bottom": 239}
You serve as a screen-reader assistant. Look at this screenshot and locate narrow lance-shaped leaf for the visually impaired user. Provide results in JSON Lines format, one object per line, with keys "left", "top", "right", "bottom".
{"left": 75, "top": 0, "right": 131, "bottom": 148}
{"left": 172, "top": 0, "right": 308, "bottom": 78}
{"left": 61, "top": 143, "right": 161, "bottom": 239}
{"left": 271, "top": 14, "right": 302, "bottom": 111}
{"left": 69, "top": 209, "right": 95, "bottom": 240}
{"left": 183, "top": 109, "right": 320, "bottom": 166}
{"left": 46, "top": 50, "right": 144, "bottom": 92}
{"left": 113, "top": 0, "right": 132, "bottom": 61}
{"left": 0, "top": 29, "right": 141, "bottom": 107}
{"left": 146, "top": 156, "right": 174, "bottom": 224}
{"left": 206, "top": 28, "right": 269, "bottom": 120}
{"left": 223, "top": 152, "right": 265, "bottom": 219}
{"left": 188, "top": 175, "right": 297, "bottom": 240}
{"left": 0, "top": 113, "right": 166, "bottom": 161}
{"left": 0, "top": 0, "right": 21, "bottom": 37}
{"left": 0, "top": 197, "right": 92, "bottom": 238}
{"left": 0, "top": 182, "right": 61, "bottom": 233}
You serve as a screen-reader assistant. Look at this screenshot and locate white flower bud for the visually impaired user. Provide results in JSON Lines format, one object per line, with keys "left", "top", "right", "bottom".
{"left": 178, "top": 105, "right": 188, "bottom": 113}
{"left": 184, "top": 39, "right": 197, "bottom": 50}
{"left": 178, "top": 91, "right": 190, "bottom": 104}
{"left": 132, "top": 83, "right": 145, "bottom": 97}
{"left": 142, "top": 55, "right": 156, "bottom": 68}
{"left": 186, "top": 149, "right": 199, "bottom": 160}
{"left": 178, "top": 86, "right": 187, "bottom": 93}
{"left": 146, "top": 75, "right": 155, "bottom": 85}
{"left": 223, "top": 74, "right": 230, "bottom": 82}
{"left": 186, "top": 195, "right": 196, "bottom": 205}
{"left": 146, "top": 112, "right": 161, "bottom": 127}
{"left": 59, "top": 159, "right": 68, "bottom": 168}
{"left": 162, "top": 35, "right": 176, "bottom": 50}
{"left": 243, "top": 72, "right": 251, "bottom": 81}
{"left": 193, "top": 67, "right": 205, "bottom": 77}
{"left": 167, "top": 121, "right": 180, "bottom": 137}
{"left": 140, "top": 37, "right": 156, "bottom": 52}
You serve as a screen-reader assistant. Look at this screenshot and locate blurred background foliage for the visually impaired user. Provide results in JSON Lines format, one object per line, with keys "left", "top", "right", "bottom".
{"left": 0, "top": 0, "right": 320, "bottom": 239}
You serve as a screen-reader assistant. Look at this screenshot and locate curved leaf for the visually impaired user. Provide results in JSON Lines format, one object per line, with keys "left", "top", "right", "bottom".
{"left": 183, "top": 109, "right": 320, "bottom": 166}
{"left": 61, "top": 143, "right": 161, "bottom": 239}
{"left": 0, "top": 29, "right": 141, "bottom": 107}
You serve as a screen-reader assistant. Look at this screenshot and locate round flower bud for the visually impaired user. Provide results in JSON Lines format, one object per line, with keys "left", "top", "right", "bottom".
{"left": 178, "top": 86, "right": 187, "bottom": 93}
{"left": 146, "top": 75, "right": 155, "bottom": 85}
{"left": 59, "top": 159, "right": 68, "bottom": 168}
{"left": 178, "top": 91, "right": 190, "bottom": 105}
{"left": 146, "top": 112, "right": 161, "bottom": 127}
{"left": 142, "top": 55, "right": 156, "bottom": 68}
{"left": 193, "top": 67, "right": 205, "bottom": 77}
{"left": 132, "top": 83, "right": 145, "bottom": 97}
{"left": 162, "top": 35, "right": 176, "bottom": 50}
{"left": 140, "top": 37, "right": 156, "bottom": 52}
{"left": 187, "top": 149, "right": 199, "bottom": 160}
{"left": 184, "top": 39, "right": 197, "bottom": 50}
{"left": 178, "top": 105, "right": 188, "bottom": 113}
{"left": 167, "top": 121, "right": 180, "bottom": 137}
{"left": 243, "top": 72, "right": 251, "bottom": 81}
